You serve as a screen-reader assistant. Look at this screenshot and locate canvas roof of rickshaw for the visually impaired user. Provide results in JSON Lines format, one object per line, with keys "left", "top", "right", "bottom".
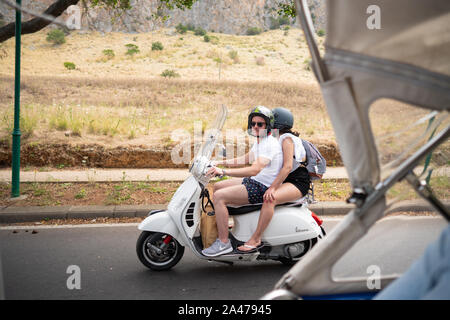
{"left": 326, "top": 0, "right": 450, "bottom": 77}
{"left": 321, "top": 0, "right": 450, "bottom": 114}
{"left": 265, "top": 0, "right": 450, "bottom": 298}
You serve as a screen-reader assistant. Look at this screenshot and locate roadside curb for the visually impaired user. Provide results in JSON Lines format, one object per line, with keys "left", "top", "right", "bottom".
{"left": 0, "top": 167, "right": 349, "bottom": 183}
{"left": 0, "top": 204, "right": 167, "bottom": 223}
{"left": 0, "top": 200, "right": 448, "bottom": 223}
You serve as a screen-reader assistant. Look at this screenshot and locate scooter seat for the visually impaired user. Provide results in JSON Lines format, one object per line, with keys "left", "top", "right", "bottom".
{"left": 227, "top": 201, "right": 303, "bottom": 216}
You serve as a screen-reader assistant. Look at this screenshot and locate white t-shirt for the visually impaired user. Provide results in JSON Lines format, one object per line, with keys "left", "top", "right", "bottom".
{"left": 249, "top": 135, "right": 283, "bottom": 187}
{"left": 279, "top": 133, "right": 306, "bottom": 173}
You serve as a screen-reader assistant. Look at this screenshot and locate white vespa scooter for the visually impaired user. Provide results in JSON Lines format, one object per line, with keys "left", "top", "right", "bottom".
{"left": 136, "top": 105, "right": 326, "bottom": 270}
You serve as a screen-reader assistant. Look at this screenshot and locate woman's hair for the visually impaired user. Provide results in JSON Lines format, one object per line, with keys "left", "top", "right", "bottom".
{"left": 279, "top": 128, "right": 300, "bottom": 137}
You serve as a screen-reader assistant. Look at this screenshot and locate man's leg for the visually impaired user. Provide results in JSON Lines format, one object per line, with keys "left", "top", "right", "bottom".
{"left": 213, "top": 184, "right": 249, "bottom": 243}
{"left": 201, "top": 184, "right": 249, "bottom": 257}
{"left": 212, "top": 178, "right": 243, "bottom": 194}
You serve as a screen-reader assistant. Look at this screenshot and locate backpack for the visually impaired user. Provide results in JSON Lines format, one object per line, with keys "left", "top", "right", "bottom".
{"left": 300, "top": 140, "right": 326, "bottom": 180}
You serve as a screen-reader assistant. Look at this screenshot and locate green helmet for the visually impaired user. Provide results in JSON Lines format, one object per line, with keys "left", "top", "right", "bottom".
{"left": 247, "top": 106, "right": 274, "bottom": 136}
{"left": 273, "top": 107, "right": 294, "bottom": 130}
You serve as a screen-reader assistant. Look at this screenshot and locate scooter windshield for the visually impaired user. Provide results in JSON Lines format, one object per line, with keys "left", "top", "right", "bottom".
{"left": 193, "top": 104, "right": 228, "bottom": 162}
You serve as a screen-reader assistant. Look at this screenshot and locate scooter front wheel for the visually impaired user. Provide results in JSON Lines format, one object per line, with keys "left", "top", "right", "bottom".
{"left": 136, "top": 231, "right": 184, "bottom": 271}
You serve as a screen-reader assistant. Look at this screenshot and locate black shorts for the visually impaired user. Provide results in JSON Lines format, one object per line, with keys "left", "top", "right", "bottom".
{"left": 242, "top": 177, "right": 269, "bottom": 204}
{"left": 284, "top": 166, "right": 311, "bottom": 196}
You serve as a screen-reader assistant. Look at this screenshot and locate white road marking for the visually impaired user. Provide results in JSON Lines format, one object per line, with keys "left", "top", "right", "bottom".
{"left": 0, "top": 223, "right": 140, "bottom": 230}
{"left": 0, "top": 215, "right": 443, "bottom": 231}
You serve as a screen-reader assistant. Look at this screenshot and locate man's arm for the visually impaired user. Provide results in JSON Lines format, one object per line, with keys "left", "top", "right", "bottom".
{"left": 209, "top": 156, "right": 269, "bottom": 178}
{"left": 216, "top": 152, "right": 251, "bottom": 168}
{"left": 223, "top": 156, "right": 269, "bottom": 177}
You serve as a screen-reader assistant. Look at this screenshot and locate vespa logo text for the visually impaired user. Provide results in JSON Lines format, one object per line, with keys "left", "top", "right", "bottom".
{"left": 295, "top": 227, "right": 308, "bottom": 233}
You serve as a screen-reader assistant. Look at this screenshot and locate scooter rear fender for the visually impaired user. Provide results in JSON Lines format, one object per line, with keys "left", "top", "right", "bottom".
{"left": 138, "top": 211, "right": 186, "bottom": 246}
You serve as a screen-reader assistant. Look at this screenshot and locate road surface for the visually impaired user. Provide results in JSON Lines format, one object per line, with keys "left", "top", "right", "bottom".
{"left": 0, "top": 215, "right": 447, "bottom": 300}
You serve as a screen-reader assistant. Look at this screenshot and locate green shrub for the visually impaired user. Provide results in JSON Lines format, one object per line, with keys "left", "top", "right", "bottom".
{"left": 317, "top": 29, "right": 325, "bottom": 37}
{"left": 278, "top": 16, "right": 291, "bottom": 26}
{"left": 160, "top": 69, "right": 180, "bottom": 78}
{"left": 175, "top": 23, "right": 187, "bottom": 34}
{"left": 102, "top": 49, "right": 115, "bottom": 59}
{"left": 186, "top": 23, "right": 196, "bottom": 31}
{"left": 46, "top": 29, "right": 66, "bottom": 45}
{"left": 203, "top": 35, "right": 210, "bottom": 42}
{"left": 247, "top": 27, "right": 262, "bottom": 36}
{"left": 303, "top": 58, "right": 311, "bottom": 70}
{"left": 209, "top": 35, "right": 220, "bottom": 45}
{"left": 269, "top": 17, "right": 280, "bottom": 30}
{"left": 194, "top": 27, "right": 207, "bottom": 36}
{"left": 63, "top": 62, "right": 76, "bottom": 70}
{"left": 75, "top": 188, "right": 86, "bottom": 199}
{"left": 270, "top": 16, "right": 291, "bottom": 30}
{"left": 151, "top": 41, "right": 164, "bottom": 51}
{"left": 19, "top": 110, "right": 38, "bottom": 139}
{"left": 228, "top": 50, "right": 239, "bottom": 63}
{"left": 125, "top": 43, "right": 140, "bottom": 55}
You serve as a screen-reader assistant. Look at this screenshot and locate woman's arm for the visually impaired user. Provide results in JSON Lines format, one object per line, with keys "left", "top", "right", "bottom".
{"left": 263, "top": 138, "right": 295, "bottom": 202}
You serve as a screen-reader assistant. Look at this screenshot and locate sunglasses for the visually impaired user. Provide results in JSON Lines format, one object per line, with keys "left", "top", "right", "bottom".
{"left": 251, "top": 121, "right": 266, "bottom": 128}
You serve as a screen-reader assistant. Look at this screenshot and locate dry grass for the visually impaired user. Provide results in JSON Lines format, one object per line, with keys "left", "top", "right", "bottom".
{"left": 0, "top": 75, "right": 331, "bottom": 147}
{"left": 0, "top": 26, "right": 448, "bottom": 168}
{"left": 369, "top": 99, "right": 450, "bottom": 173}
{"left": 0, "top": 181, "right": 179, "bottom": 207}
{"left": 0, "top": 27, "right": 319, "bottom": 82}
{"left": 0, "top": 27, "right": 329, "bottom": 146}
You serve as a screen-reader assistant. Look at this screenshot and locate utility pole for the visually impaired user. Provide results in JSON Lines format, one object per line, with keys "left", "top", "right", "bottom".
{"left": 11, "top": 0, "right": 22, "bottom": 197}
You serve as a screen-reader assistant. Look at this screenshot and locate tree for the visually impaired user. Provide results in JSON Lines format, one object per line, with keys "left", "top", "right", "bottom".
{"left": 0, "top": 0, "right": 198, "bottom": 43}
{"left": 277, "top": 1, "right": 296, "bottom": 18}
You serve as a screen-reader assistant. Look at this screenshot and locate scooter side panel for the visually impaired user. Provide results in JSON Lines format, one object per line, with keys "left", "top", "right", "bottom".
{"left": 138, "top": 211, "right": 186, "bottom": 246}
{"left": 232, "top": 206, "right": 321, "bottom": 246}
{"left": 167, "top": 176, "right": 202, "bottom": 240}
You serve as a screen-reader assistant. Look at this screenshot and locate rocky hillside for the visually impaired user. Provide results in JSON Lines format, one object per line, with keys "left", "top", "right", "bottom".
{"left": 0, "top": 0, "right": 325, "bottom": 35}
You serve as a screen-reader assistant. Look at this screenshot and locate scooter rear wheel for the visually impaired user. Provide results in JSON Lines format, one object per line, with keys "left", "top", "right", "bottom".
{"left": 137, "top": 231, "right": 184, "bottom": 271}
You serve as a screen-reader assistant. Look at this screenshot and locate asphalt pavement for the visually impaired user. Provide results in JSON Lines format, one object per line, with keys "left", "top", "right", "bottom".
{"left": 0, "top": 215, "right": 446, "bottom": 299}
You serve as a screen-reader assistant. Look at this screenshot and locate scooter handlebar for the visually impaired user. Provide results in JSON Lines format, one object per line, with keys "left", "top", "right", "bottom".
{"left": 190, "top": 156, "right": 216, "bottom": 185}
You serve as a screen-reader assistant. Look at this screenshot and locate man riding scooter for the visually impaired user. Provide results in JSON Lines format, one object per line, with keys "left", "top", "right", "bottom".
{"left": 238, "top": 107, "right": 312, "bottom": 253}
{"left": 136, "top": 104, "right": 324, "bottom": 270}
{"left": 202, "top": 106, "right": 283, "bottom": 257}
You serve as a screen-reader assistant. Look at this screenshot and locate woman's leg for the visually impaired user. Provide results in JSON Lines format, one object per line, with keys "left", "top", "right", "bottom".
{"left": 237, "top": 183, "right": 302, "bottom": 251}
